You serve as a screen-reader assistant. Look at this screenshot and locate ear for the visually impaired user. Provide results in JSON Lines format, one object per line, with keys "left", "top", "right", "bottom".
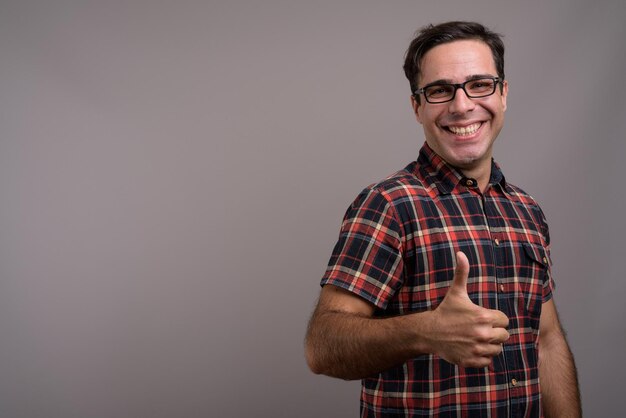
{"left": 411, "top": 95, "right": 423, "bottom": 124}
{"left": 501, "top": 80, "right": 509, "bottom": 112}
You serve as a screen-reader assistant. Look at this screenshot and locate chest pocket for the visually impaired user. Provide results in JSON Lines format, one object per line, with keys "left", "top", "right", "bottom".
{"left": 519, "top": 242, "right": 550, "bottom": 318}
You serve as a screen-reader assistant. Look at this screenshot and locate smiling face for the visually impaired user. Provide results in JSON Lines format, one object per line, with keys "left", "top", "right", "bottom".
{"left": 412, "top": 39, "right": 508, "bottom": 178}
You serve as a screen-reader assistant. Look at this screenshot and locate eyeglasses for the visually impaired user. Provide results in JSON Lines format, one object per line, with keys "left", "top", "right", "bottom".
{"left": 414, "top": 77, "right": 502, "bottom": 104}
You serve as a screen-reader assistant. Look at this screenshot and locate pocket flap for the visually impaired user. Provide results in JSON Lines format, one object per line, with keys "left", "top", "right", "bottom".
{"left": 522, "top": 242, "right": 549, "bottom": 266}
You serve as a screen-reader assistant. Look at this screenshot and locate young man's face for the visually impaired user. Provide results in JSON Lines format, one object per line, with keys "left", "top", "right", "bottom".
{"left": 412, "top": 39, "right": 508, "bottom": 174}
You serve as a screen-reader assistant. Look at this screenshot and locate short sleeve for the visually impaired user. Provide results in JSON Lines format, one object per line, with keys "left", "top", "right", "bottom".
{"left": 321, "top": 188, "right": 404, "bottom": 309}
{"left": 537, "top": 205, "right": 555, "bottom": 303}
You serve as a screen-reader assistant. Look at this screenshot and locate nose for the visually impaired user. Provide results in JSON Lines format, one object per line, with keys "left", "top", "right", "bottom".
{"left": 448, "top": 86, "right": 476, "bottom": 114}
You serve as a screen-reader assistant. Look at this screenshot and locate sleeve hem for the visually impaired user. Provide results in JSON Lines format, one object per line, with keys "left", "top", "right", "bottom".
{"left": 321, "top": 274, "right": 391, "bottom": 310}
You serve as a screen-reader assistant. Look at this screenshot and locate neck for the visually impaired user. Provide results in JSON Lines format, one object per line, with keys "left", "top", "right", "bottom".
{"left": 459, "top": 164, "right": 491, "bottom": 192}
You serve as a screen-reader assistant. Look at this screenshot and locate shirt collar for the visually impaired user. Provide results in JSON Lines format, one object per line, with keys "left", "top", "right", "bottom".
{"left": 413, "top": 142, "right": 507, "bottom": 195}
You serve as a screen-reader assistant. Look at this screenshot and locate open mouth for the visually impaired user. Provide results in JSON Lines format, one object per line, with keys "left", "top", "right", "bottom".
{"left": 445, "top": 122, "right": 482, "bottom": 136}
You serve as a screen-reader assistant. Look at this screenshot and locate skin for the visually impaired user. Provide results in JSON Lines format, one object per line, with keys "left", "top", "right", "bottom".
{"left": 411, "top": 39, "right": 508, "bottom": 191}
{"left": 305, "top": 252, "right": 510, "bottom": 379}
{"left": 306, "top": 39, "right": 581, "bottom": 416}
{"left": 539, "top": 299, "right": 582, "bottom": 417}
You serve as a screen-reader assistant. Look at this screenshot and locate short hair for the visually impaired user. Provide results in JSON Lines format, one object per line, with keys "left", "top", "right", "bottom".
{"left": 403, "top": 21, "right": 505, "bottom": 100}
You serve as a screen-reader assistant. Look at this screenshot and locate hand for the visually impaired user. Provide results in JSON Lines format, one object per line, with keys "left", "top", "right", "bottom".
{"left": 429, "top": 251, "right": 510, "bottom": 368}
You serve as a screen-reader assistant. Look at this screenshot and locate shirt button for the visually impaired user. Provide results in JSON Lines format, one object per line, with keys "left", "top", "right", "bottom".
{"left": 465, "top": 179, "right": 474, "bottom": 187}
{"left": 511, "top": 378, "right": 518, "bottom": 386}
{"left": 500, "top": 284, "right": 505, "bottom": 292}
{"left": 494, "top": 238, "right": 500, "bottom": 246}
{"left": 543, "top": 256, "right": 548, "bottom": 264}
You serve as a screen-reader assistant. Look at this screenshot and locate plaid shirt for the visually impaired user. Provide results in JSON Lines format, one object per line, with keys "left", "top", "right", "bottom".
{"left": 321, "top": 143, "right": 554, "bottom": 417}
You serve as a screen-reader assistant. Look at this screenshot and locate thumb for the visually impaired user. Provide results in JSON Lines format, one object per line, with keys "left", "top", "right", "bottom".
{"left": 450, "top": 251, "right": 470, "bottom": 294}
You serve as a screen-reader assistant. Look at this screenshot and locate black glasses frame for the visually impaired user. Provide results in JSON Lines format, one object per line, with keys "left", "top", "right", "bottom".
{"left": 414, "top": 77, "right": 502, "bottom": 104}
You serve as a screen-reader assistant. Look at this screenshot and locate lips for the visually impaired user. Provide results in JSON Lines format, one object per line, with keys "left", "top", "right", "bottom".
{"left": 446, "top": 122, "right": 482, "bottom": 136}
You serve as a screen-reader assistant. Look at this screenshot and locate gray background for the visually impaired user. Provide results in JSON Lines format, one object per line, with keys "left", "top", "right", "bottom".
{"left": 1, "top": 0, "right": 624, "bottom": 417}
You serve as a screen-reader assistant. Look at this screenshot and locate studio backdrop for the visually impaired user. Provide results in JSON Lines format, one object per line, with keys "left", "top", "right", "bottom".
{"left": 1, "top": 0, "right": 624, "bottom": 417}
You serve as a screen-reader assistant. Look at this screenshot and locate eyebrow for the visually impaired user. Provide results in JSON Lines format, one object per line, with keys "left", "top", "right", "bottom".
{"left": 423, "top": 74, "right": 497, "bottom": 87}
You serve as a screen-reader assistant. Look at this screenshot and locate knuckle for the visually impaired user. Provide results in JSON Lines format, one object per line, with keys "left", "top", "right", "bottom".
{"left": 472, "top": 343, "right": 503, "bottom": 358}
{"left": 472, "top": 344, "right": 487, "bottom": 355}
{"left": 491, "top": 344, "right": 503, "bottom": 356}
{"left": 474, "top": 311, "right": 492, "bottom": 324}
{"left": 475, "top": 328, "right": 491, "bottom": 342}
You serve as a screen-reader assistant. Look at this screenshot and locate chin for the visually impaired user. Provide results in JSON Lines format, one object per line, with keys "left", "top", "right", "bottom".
{"left": 451, "top": 143, "right": 492, "bottom": 166}
{"left": 456, "top": 154, "right": 482, "bottom": 166}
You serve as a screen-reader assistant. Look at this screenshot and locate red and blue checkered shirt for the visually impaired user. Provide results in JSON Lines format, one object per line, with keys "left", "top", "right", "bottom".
{"left": 321, "top": 143, "right": 554, "bottom": 417}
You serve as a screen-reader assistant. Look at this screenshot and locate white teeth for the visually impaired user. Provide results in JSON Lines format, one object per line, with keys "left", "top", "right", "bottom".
{"left": 448, "top": 123, "right": 481, "bottom": 136}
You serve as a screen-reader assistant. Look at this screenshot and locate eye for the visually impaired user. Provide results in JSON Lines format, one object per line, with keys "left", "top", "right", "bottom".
{"left": 467, "top": 79, "right": 495, "bottom": 93}
{"left": 425, "top": 84, "right": 453, "bottom": 98}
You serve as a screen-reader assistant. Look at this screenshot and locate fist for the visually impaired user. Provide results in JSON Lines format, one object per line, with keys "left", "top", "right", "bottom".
{"left": 430, "top": 252, "right": 510, "bottom": 368}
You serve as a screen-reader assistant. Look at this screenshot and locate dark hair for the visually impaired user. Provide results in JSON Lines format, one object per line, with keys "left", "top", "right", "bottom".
{"left": 403, "top": 21, "right": 505, "bottom": 100}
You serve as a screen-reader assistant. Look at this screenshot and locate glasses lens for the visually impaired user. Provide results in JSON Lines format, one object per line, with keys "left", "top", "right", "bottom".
{"left": 465, "top": 78, "right": 497, "bottom": 97}
{"left": 424, "top": 84, "right": 455, "bottom": 103}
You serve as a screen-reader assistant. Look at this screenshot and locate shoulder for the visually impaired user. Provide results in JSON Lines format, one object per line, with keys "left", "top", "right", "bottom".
{"left": 358, "top": 162, "right": 430, "bottom": 205}
{"left": 504, "top": 181, "right": 551, "bottom": 241}
{"left": 504, "top": 182, "right": 544, "bottom": 211}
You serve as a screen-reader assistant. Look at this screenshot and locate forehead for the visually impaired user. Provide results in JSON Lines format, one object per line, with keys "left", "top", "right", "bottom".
{"left": 419, "top": 40, "right": 497, "bottom": 84}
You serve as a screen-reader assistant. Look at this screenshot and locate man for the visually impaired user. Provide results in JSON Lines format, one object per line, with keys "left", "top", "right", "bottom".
{"left": 305, "top": 21, "right": 581, "bottom": 417}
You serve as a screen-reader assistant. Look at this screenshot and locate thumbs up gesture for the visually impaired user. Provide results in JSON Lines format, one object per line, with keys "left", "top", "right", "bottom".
{"left": 428, "top": 252, "right": 510, "bottom": 368}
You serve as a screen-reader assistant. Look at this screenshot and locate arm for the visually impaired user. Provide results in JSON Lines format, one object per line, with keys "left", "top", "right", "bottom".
{"left": 305, "top": 252, "right": 510, "bottom": 380}
{"left": 305, "top": 284, "right": 431, "bottom": 380}
{"left": 538, "top": 299, "right": 582, "bottom": 417}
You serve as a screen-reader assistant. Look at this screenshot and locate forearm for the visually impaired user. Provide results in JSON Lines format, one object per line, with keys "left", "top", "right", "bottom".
{"left": 305, "top": 309, "right": 432, "bottom": 380}
{"left": 539, "top": 329, "right": 582, "bottom": 417}
{"left": 306, "top": 259, "right": 510, "bottom": 380}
